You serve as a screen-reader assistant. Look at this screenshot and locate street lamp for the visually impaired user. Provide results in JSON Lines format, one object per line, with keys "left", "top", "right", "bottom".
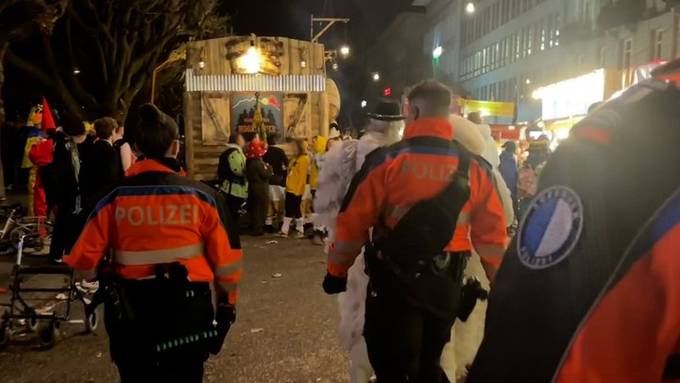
{"left": 372, "top": 72, "right": 380, "bottom": 82}
{"left": 465, "top": 2, "right": 476, "bottom": 14}
{"left": 241, "top": 45, "right": 262, "bottom": 74}
{"left": 332, "top": 62, "right": 339, "bottom": 71}
{"left": 72, "top": 67, "right": 81, "bottom": 75}
{"left": 339, "top": 45, "right": 350, "bottom": 58}
{"left": 433, "top": 46, "right": 443, "bottom": 59}
{"left": 361, "top": 100, "right": 367, "bottom": 108}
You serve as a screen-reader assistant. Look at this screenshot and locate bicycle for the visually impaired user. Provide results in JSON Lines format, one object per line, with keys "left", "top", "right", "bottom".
{"left": 0, "top": 206, "right": 53, "bottom": 256}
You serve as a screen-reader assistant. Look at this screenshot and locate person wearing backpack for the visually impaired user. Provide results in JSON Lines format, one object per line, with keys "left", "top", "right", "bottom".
{"left": 218, "top": 133, "right": 247, "bottom": 225}
{"left": 323, "top": 81, "right": 507, "bottom": 382}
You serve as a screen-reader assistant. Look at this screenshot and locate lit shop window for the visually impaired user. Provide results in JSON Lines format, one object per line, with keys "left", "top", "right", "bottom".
{"left": 654, "top": 29, "right": 664, "bottom": 60}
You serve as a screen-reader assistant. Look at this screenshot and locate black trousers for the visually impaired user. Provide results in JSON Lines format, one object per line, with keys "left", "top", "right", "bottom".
{"left": 49, "top": 203, "right": 82, "bottom": 260}
{"left": 364, "top": 290, "right": 455, "bottom": 383}
{"left": 224, "top": 193, "right": 244, "bottom": 227}
{"left": 105, "top": 279, "right": 213, "bottom": 383}
{"left": 116, "top": 356, "right": 205, "bottom": 383}
{"left": 248, "top": 184, "right": 268, "bottom": 235}
{"left": 284, "top": 192, "right": 302, "bottom": 218}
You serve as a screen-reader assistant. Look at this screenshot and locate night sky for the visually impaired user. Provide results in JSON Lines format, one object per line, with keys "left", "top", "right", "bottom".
{"left": 3, "top": 1, "right": 414, "bottom": 129}
{"left": 223, "top": 0, "right": 414, "bottom": 128}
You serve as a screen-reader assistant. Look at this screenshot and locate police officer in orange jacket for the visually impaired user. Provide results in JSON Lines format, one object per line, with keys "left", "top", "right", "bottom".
{"left": 65, "top": 104, "right": 242, "bottom": 382}
{"left": 323, "top": 80, "right": 507, "bottom": 382}
{"left": 467, "top": 61, "right": 680, "bottom": 382}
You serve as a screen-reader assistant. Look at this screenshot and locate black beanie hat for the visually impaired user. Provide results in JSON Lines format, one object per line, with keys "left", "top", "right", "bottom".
{"left": 61, "top": 110, "right": 86, "bottom": 137}
{"left": 135, "top": 103, "right": 179, "bottom": 159}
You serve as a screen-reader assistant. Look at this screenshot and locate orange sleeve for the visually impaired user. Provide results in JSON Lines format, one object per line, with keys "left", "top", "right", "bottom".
{"left": 201, "top": 196, "right": 243, "bottom": 306}
{"left": 469, "top": 162, "right": 507, "bottom": 268}
{"left": 555, "top": 226, "right": 680, "bottom": 382}
{"left": 64, "top": 203, "right": 114, "bottom": 272}
{"left": 328, "top": 163, "right": 387, "bottom": 277}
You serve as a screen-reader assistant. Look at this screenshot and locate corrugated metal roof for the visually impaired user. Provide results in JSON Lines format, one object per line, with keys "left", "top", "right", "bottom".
{"left": 185, "top": 69, "right": 326, "bottom": 92}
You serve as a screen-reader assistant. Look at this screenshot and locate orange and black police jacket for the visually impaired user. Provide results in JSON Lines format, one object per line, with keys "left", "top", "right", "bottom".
{"left": 65, "top": 159, "right": 243, "bottom": 305}
{"left": 327, "top": 117, "right": 507, "bottom": 278}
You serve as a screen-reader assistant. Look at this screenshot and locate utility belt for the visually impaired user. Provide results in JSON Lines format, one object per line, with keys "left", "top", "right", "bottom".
{"left": 92, "top": 263, "right": 217, "bottom": 361}
{"left": 365, "top": 243, "right": 469, "bottom": 320}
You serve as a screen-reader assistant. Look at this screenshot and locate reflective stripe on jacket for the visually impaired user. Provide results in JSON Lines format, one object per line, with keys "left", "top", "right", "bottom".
{"left": 65, "top": 159, "right": 243, "bottom": 305}
{"left": 327, "top": 117, "right": 507, "bottom": 278}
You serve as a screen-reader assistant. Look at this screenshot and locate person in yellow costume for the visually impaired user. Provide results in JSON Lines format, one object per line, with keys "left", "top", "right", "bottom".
{"left": 278, "top": 138, "right": 310, "bottom": 238}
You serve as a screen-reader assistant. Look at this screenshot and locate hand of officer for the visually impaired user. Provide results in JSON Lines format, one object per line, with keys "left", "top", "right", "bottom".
{"left": 209, "top": 304, "right": 236, "bottom": 355}
{"left": 322, "top": 273, "right": 347, "bottom": 294}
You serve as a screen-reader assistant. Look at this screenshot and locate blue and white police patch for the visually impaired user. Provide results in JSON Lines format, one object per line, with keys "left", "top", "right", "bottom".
{"left": 517, "top": 186, "right": 584, "bottom": 270}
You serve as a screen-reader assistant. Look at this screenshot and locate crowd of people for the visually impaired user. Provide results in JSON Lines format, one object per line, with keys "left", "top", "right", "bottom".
{"left": 0, "top": 100, "right": 137, "bottom": 265}
{"left": 2, "top": 62, "right": 678, "bottom": 383}
{"left": 216, "top": 128, "right": 346, "bottom": 242}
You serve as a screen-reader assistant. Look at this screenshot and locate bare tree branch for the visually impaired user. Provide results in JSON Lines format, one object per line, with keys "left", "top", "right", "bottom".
{"left": 7, "top": 0, "right": 225, "bottom": 121}
{"left": 5, "top": 49, "right": 54, "bottom": 88}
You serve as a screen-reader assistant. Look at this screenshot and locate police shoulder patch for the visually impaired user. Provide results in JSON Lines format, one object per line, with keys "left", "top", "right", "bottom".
{"left": 517, "top": 186, "right": 584, "bottom": 270}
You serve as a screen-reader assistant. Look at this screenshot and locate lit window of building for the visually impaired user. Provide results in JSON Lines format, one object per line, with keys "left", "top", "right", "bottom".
{"left": 654, "top": 29, "right": 664, "bottom": 59}
{"left": 622, "top": 38, "right": 632, "bottom": 69}
{"left": 540, "top": 20, "right": 546, "bottom": 51}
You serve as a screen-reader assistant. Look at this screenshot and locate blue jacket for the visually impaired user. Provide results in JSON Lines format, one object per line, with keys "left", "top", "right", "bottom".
{"left": 498, "top": 150, "right": 518, "bottom": 194}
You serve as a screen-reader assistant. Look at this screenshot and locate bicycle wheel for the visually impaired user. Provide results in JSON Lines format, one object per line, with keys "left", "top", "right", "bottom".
{"left": 9, "top": 222, "right": 53, "bottom": 256}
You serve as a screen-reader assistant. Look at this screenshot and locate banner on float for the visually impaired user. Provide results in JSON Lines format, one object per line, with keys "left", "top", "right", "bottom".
{"left": 459, "top": 99, "right": 515, "bottom": 118}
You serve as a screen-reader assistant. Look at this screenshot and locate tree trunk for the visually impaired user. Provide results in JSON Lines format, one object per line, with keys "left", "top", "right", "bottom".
{"left": 0, "top": 41, "right": 7, "bottom": 127}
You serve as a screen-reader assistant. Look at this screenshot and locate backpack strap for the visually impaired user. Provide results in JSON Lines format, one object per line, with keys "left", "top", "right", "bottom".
{"left": 455, "top": 141, "right": 471, "bottom": 185}
{"left": 376, "top": 138, "right": 472, "bottom": 260}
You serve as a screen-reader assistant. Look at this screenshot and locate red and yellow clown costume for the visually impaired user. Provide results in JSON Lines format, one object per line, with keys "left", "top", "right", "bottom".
{"left": 23, "top": 98, "right": 56, "bottom": 217}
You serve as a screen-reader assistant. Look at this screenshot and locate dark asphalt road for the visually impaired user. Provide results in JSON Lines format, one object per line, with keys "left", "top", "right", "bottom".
{"left": 0, "top": 235, "right": 349, "bottom": 383}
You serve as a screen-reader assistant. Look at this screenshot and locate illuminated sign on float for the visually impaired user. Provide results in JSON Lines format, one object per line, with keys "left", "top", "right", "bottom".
{"left": 532, "top": 69, "right": 605, "bottom": 120}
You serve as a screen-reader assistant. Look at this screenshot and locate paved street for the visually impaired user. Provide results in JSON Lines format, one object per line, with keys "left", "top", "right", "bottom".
{"left": 0, "top": 236, "right": 349, "bottom": 382}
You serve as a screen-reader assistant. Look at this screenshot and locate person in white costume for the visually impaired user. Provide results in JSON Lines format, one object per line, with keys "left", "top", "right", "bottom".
{"left": 439, "top": 113, "right": 515, "bottom": 382}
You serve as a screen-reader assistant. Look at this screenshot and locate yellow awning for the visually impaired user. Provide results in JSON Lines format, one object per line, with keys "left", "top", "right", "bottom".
{"left": 460, "top": 99, "right": 515, "bottom": 118}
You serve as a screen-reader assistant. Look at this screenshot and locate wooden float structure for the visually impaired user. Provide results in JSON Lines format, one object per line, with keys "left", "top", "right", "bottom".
{"left": 182, "top": 35, "right": 341, "bottom": 180}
